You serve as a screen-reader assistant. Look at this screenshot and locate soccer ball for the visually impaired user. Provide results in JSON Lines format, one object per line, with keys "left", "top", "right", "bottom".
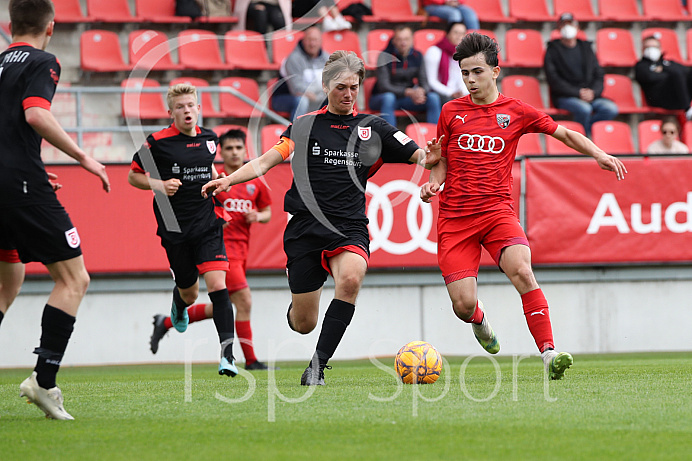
{"left": 394, "top": 341, "right": 442, "bottom": 384}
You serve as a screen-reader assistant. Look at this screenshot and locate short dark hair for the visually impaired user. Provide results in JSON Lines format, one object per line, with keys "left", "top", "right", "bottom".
{"left": 219, "top": 129, "right": 246, "bottom": 146}
{"left": 9, "top": 0, "right": 54, "bottom": 37}
{"left": 393, "top": 24, "right": 412, "bottom": 36}
{"left": 453, "top": 32, "right": 500, "bottom": 68}
{"left": 642, "top": 35, "right": 660, "bottom": 45}
{"left": 445, "top": 21, "right": 466, "bottom": 35}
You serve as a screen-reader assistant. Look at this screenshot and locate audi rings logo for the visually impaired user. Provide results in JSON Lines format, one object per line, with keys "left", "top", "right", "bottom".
{"left": 366, "top": 180, "right": 437, "bottom": 255}
{"left": 457, "top": 134, "right": 505, "bottom": 153}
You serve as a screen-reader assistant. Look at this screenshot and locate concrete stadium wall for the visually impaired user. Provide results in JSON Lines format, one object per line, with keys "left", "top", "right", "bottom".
{"left": 1, "top": 266, "right": 691, "bottom": 368}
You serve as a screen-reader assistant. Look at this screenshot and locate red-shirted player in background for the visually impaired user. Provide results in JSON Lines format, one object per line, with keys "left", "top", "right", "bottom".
{"left": 421, "top": 33, "right": 627, "bottom": 379}
{"left": 149, "top": 129, "right": 273, "bottom": 370}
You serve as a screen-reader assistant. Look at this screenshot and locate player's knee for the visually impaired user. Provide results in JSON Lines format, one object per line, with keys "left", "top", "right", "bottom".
{"left": 451, "top": 298, "right": 477, "bottom": 320}
{"left": 336, "top": 273, "right": 363, "bottom": 298}
{"left": 72, "top": 269, "right": 90, "bottom": 298}
{"left": 292, "top": 315, "right": 317, "bottom": 334}
{"left": 179, "top": 287, "right": 198, "bottom": 305}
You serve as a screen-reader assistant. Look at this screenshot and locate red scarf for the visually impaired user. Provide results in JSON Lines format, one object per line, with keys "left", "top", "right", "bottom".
{"left": 436, "top": 36, "right": 457, "bottom": 85}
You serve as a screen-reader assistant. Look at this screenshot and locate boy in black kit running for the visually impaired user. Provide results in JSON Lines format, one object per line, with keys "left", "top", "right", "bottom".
{"left": 128, "top": 83, "right": 238, "bottom": 377}
{"left": 0, "top": 0, "right": 110, "bottom": 420}
{"left": 203, "top": 51, "right": 442, "bottom": 385}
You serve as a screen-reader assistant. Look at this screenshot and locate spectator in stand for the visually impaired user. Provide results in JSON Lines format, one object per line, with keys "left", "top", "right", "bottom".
{"left": 635, "top": 35, "right": 692, "bottom": 121}
{"left": 544, "top": 13, "right": 618, "bottom": 137}
{"left": 234, "top": 0, "right": 292, "bottom": 35}
{"left": 646, "top": 116, "right": 689, "bottom": 154}
{"left": 272, "top": 26, "right": 329, "bottom": 121}
{"left": 421, "top": 0, "right": 480, "bottom": 30}
{"left": 371, "top": 25, "right": 441, "bottom": 127}
{"left": 424, "top": 21, "right": 469, "bottom": 104}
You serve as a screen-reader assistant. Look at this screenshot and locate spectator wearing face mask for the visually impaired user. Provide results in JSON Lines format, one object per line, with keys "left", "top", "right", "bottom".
{"left": 544, "top": 12, "right": 618, "bottom": 137}
{"left": 635, "top": 35, "right": 692, "bottom": 121}
{"left": 646, "top": 116, "right": 689, "bottom": 154}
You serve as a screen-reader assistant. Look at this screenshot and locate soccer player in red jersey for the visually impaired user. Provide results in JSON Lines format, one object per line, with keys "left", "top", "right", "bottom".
{"left": 420, "top": 33, "right": 627, "bottom": 379}
{"left": 1, "top": 0, "right": 111, "bottom": 420}
{"left": 203, "top": 51, "right": 442, "bottom": 385}
{"left": 149, "top": 129, "right": 274, "bottom": 370}
{"left": 129, "top": 84, "right": 238, "bottom": 378}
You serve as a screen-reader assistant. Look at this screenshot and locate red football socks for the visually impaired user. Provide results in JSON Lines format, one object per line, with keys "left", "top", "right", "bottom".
{"left": 462, "top": 301, "right": 485, "bottom": 324}
{"left": 235, "top": 320, "right": 257, "bottom": 365}
{"left": 521, "top": 288, "right": 555, "bottom": 352}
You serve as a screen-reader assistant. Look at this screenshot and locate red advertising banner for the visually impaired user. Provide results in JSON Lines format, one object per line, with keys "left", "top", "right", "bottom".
{"left": 526, "top": 157, "right": 692, "bottom": 264}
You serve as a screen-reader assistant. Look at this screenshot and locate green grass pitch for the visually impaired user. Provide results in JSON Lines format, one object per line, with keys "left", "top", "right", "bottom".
{"left": 1, "top": 352, "right": 691, "bottom": 460}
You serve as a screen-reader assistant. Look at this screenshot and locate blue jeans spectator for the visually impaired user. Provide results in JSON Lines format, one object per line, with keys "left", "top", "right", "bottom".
{"left": 272, "top": 93, "right": 300, "bottom": 121}
{"left": 370, "top": 91, "right": 442, "bottom": 127}
{"left": 424, "top": 4, "right": 480, "bottom": 30}
{"left": 555, "top": 97, "right": 619, "bottom": 137}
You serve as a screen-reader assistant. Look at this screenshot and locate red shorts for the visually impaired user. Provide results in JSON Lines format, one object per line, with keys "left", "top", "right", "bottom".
{"left": 437, "top": 209, "right": 529, "bottom": 284}
{"left": 0, "top": 248, "right": 21, "bottom": 263}
{"left": 225, "top": 258, "right": 249, "bottom": 293}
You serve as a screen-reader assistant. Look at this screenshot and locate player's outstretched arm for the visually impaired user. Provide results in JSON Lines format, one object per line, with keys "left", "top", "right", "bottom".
{"left": 550, "top": 126, "right": 628, "bottom": 180}
{"left": 421, "top": 157, "right": 447, "bottom": 203}
{"left": 25, "top": 106, "right": 111, "bottom": 192}
{"left": 410, "top": 135, "right": 444, "bottom": 170}
{"left": 202, "top": 148, "right": 284, "bottom": 198}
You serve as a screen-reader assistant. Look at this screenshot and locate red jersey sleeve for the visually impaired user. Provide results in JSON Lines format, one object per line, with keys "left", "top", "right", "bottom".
{"left": 521, "top": 101, "right": 558, "bottom": 136}
{"left": 438, "top": 109, "right": 451, "bottom": 159}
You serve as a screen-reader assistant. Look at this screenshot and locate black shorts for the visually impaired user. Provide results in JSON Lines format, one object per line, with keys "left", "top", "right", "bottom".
{"left": 0, "top": 200, "right": 82, "bottom": 265}
{"left": 162, "top": 223, "right": 229, "bottom": 289}
{"left": 283, "top": 214, "right": 370, "bottom": 294}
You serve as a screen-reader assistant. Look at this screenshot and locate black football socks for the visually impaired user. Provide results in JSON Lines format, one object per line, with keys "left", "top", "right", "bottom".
{"left": 312, "top": 299, "right": 355, "bottom": 367}
{"left": 210, "top": 289, "right": 235, "bottom": 361}
{"left": 34, "top": 305, "right": 75, "bottom": 389}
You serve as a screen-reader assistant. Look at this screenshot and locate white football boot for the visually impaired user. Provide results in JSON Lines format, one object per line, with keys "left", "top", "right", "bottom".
{"left": 19, "top": 372, "right": 74, "bottom": 420}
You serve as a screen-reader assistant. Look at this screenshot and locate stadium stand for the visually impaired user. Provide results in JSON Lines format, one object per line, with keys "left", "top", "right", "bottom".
{"left": 265, "top": 77, "right": 291, "bottom": 120}
{"left": 684, "top": 122, "right": 692, "bottom": 150}
{"left": 404, "top": 122, "right": 437, "bottom": 149}
{"left": 596, "top": 28, "right": 638, "bottom": 68}
{"left": 597, "top": 0, "right": 642, "bottom": 22}
{"left": 368, "top": 0, "right": 427, "bottom": 23}
{"left": 80, "top": 30, "right": 131, "bottom": 72}
{"left": 686, "top": 30, "right": 692, "bottom": 65}
{"left": 508, "top": 0, "right": 553, "bottom": 22}
{"left": 592, "top": 120, "right": 636, "bottom": 153}
{"left": 271, "top": 30, "right": 305, "bottom": 66}
{"left": 224, "top": 31, "right": 279, "bottom": 70}
{"left": 365, "top": 29, "right": 395, "bottom": 69}
{"left": 169, "top": 77, "right": 225, "bottom": 119}
{"left": 321, "top": 30, "right": 364, "bottom": 62}
{"left": 86, "top": 0, "right": 139, "bottom": 23}
{"left": 413, "top": 29, "right": 445, "bottom": 55}
{"left": 545, "top": 121, "right": 586, "bottom": 155}
{"left": 129, "top": 30, "right": 184, "bottom": 71}
{"left": 641, "top": 0, "right": 688, "bottom": 21}
{"left": 464, "top": 0, "right": 515, "bottom": 24}
{"left": 503, "top": 29, "right": 545, "bottom": 68}
{"left": 219, "top": 77, "right": 262, "bottom": 119}
{"left": 638, "top": 119, "right": 663, "bottom": 152}
{"left": 121, "top": 78, "right": 169, "bottom": 120}
{"left": 516, "top": 133, "right": 544, "bottom": 155}
{"left": 553, "top": 0, "right": 599, "bottom": 22}
{"left": 641, "top": 28, "right": 684, "bottom": 64}
{"left": 602, "top": 74, "right": 648, "bottom": 114}
{"left": 135, "top": 0, "right": 191, "bottom": 23}
{"left": 53, "top": 0, "right": 91, "bottom": 23}
{"left": 261, "top": 124, "right": 288, "bottom": 154}
{"left": 178, "top": 30, "right": 234, "bottom": 71}
{"left": 501, "top": 75, "right": 565, "bottom": 115}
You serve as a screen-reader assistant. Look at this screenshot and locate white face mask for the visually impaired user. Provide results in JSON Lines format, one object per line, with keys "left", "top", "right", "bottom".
{"left": 643, "top": 47, "right": 662, "bottom": 62}
{"left": 560, "top": 24, "right": 578, "bottom": 40}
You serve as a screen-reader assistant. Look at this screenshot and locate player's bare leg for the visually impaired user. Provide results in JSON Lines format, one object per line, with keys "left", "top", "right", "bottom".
{"left": 446, "top": 276, "right": 500, "bottom": 354}
{"left": 0, "top": 261, "right": 25, "bottom": 326}
{"left": 20, "top": 256, "right": 89, "bottom": 420}
{"left": 499, "top": 244, "right": 573, "bottom": 379}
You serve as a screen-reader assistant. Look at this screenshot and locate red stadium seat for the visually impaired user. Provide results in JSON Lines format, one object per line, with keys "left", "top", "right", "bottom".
{"left": 368, "top": 0, "right": 426, "bottom": 22}
{"left": 501, "top": 75, "right": 564, "bottom": 115}
{"left": 178, "top": 30, "right": 233, "bottom": 71}
{"left": 592, "top": 121, "right": 635, "bottom": 154}
{"left": 271, "top": 30, "right": 304, "bottom": 66}
{"left": 684, "top": 121, "right": 692, "bottom": 150}
{"left": 545, "top": 121, "right": 586, "bottom": 155}
{"left": 641, "top": 28, "right": 684, "bottom": 64}
{"left": 464, "top": 0, "right": 515, "bottom": 24}
{"left": 121, "top": 78, "right": 168, "bottom": 120}
{"left": 476, "top": 29, "right": 499, "bottom": 43}
{"left": 86, "top": 0, "right": 138, "bottom": 22}
{"left": 80, "top": 30, "right": 131, "bottom": 72}
{"left": 503, "top": 29, "right": 544, "bottom": 68}
{"left": 169, "top": 77, "right": 224, "bottom": 119}
{"left": 365, "top": 29, "right": 394, "bottom": 69}
{"left": 553, "top": 0, "right": 599, "bottom": 21}
{"left": 602, "top": 74, "right": 647, "bottom": 114}
{"left": 686, "top": 30, "right": 692, "bottom": 65}
{"left": 597, "top": 0, "right": 642, "bottom": 22}
{"left": 219, "top": 77, "right": 261, "bottom": 119}
{"left": 404, "top": 123, "right": 437, "bottom": 148}
{"left": 53, "top": 0, "right": 90, "bottom": 23}
{"left": 135, "top": 0, "right": 191, "bottom": 23}
{"left": 321, "top": 30, "right": 364, "bottom": 61}
{"left": 413, "top": 29, "right": 445, "bottom": 56}
{"left": 516, "top": 133, "right": 544, "bottom": 155}
{"left": 638, "top": 120, "right": 663, "bottom": 153}
{"left": 129, "top": 30, "right": 183, "bottom": 71}
{"left": 642, "top": 0, "right": 688, "bottom": 21}
{"left": 596, "top": 29, "right": 637, "bottom": 68}
{"left": 212, "top": 125, "right": 256, "bottom": 160}
{"left": 261, "top": 124, "right": 288, "bottom": 154}
{"left": 509, "top": 0, "right": 553, "bottom": 22}
{"left": 224, "top": 31, "right": 278, "bottom": 71}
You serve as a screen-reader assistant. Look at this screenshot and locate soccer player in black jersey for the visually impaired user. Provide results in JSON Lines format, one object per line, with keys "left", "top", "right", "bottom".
{"left": 203, "top": 51, "right": 442, "bottom": 385}
{"left": 128, "top": 83, "right": 238, "bottom": 378}
{"left": 0, "top": 0, "right": 111, "bottom": 420}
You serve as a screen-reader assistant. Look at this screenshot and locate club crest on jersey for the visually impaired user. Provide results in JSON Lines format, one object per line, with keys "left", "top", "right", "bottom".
{"left": 496, "top": 114, "right": 511, "bottom": 129}
{"left": 246, "top": 184, "right": 256, "bottom": 195}
{"left": 65, "top": 228, "right": 80, "bottom": 249}
{"left": 207, "top": 140, "right": 217, "bottom": 155}
{"left": 357, "top": 126, "right": 371, "bottom": 141}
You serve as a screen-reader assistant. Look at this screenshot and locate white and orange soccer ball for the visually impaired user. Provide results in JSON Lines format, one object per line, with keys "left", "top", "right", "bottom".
{"left": 394, "top": 341, "right": 442, "bottom": 384}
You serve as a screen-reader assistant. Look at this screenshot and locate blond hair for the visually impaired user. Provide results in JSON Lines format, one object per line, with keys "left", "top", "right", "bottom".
{"left": 322, "top": 50, "right": 365, "bottom": 87}
{"left": 166, "top": 83, "right": 198, "bottom": 109}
